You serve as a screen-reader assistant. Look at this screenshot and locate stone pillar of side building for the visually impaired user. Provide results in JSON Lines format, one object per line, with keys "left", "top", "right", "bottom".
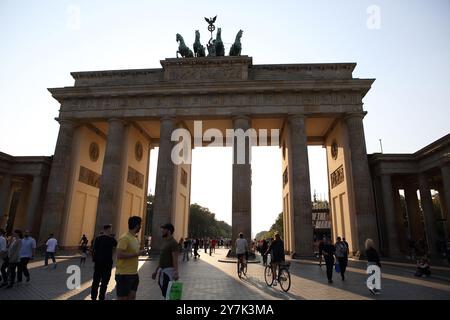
{"left": 288, "top": 114, "right": 313, "bottom": 258}
{"left": 151, "top": 117, "right": 177, "bottom": 254}
{"left": 24, "top": 174, "right": 44, "bottom": 233}
{"left": 231, "top": 115, "right": 252, "bottom": 252}
{"left": 440, "top": 161, "right": 450, "bottom": 237}
{"left": 39, "top": 119, "right": 76, "bottom": 244}
{"left": 95, "top": 118, "right": 127, "bottom": 236}
{"left": 379, "top": 174, "right": 401, "bottom": 257}
{"left": 404, "top": 183, "right": 423, "bottom": 241}
{"left": 418, "top": 173, "right": 439, "bottom": 257}
{"left": 345, "top": 112, "right": 379, "bottom": 256}
{"left": 0, "top": 174, "right": 12, "bottom": 228}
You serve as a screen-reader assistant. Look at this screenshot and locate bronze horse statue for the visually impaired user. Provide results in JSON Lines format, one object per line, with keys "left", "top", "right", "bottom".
{"left": 193, "top": 30, "right": 205, "bottom": 57}
{"left": 229, "top": 30, "right": 243, "bottom": 56}
{"left": 176, "top": 33, "right": 193, "bottom": 58}
{"left": 214, "top": 28, "right": 225, "bottom": 57}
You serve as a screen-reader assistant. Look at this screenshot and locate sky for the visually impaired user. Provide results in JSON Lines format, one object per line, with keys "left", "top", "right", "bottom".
{"left": 0, "top": 1, "right": 449, "bottom": 237}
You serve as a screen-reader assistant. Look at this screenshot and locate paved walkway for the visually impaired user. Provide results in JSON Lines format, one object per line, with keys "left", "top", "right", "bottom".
{"left": 0, "top": 248, "right": 449, "bottom": 300}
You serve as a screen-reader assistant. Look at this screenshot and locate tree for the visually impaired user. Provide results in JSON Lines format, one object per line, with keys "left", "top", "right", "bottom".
{"left": 256, "top": 212, "right": 284, "bottom": 240}
{"left": 188, "top": 203, "right": 231, "bottom": 238}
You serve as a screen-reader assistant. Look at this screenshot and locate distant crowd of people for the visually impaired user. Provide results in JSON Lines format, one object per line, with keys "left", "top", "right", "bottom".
{"left": 1, "top": 222, "right": 448, "bottom": 298}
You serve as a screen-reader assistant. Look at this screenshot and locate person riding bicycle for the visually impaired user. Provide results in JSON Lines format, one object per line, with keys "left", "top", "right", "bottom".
{"left": 265, "top": 233, "right": 285, "bottom": 286}
{"left": 235, "top": 233, "right": 249, "bottom": 272}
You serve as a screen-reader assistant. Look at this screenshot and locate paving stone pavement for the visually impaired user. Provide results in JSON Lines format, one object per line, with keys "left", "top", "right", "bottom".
{"left": 0, "top": 248, "right": 449, "bottom": 300}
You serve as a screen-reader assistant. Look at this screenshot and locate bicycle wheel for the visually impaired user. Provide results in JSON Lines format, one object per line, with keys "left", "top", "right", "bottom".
{"left": 264, "top": 265, "right": 274, "bottom": 286}
{"left": 279, "top": 268, "right": 291, "bottom": 292}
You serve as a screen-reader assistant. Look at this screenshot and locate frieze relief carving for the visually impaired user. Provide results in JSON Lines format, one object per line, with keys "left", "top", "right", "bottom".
{"left": 62, "top": 92, "right": 361, "bottom": 112}
{"left": 79, "top": 166, "right": 101, "bottom": 188}
{"left": 166, "top": 65, "right": 243, "bottom": 81}
{"left": 127, "top": 166, "right": 144, "bottom": 189}
{"left": 330, "top": 165, "right": 345, "bottom": 189}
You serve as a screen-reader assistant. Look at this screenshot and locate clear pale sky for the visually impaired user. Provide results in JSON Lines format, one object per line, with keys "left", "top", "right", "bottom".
{"left": 1, "top": 1, "right": 449, "bottom": 237}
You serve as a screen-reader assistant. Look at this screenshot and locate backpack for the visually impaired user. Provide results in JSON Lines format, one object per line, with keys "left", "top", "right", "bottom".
{"left": 336, "top": 242, "right": 347, "bottom": 257}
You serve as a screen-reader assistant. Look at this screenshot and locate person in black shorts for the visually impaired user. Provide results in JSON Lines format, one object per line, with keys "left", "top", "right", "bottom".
{"left": 265, "top": 233, "right": 285, "bottom": 286}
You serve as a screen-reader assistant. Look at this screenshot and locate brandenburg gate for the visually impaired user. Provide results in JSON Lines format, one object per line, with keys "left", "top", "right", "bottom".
{"left": 37, "top": 55, "right": 379, "bottom": 257}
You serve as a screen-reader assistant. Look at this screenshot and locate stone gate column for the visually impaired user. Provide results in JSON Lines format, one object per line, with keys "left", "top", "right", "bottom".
{"left": 39, "top": 119, "right": 75, "bottom": 243}
{"left": 289, "top": 114, "right": 313, "bottom": 257}
{"left": 404, "top": 183, "right": 423, "bottom": 241}
{"left": 345, "top": 112, "right": 379, "bottom": 254}
{"left": 418, "top": 173, "right": 439, "bottom": 257}
{"left": 151, "top": 117, "right": 176, "bottom": 253}
{"left": 232, "top": 115, "right": 252, "bottom": 249}
{"left": 25, "top": 175, "right": 43, "bottom": 232}
{"left": 0, "top": 174, "right": 12, "bottom": 228}
{"left": 95, "top": 118, "right": 127, "bottom": 235}
{"left": 440, "top": 162, "right": 450, "bottom": 236}
{"left": 380, "top": 174, "right": 401, "bottom": 256}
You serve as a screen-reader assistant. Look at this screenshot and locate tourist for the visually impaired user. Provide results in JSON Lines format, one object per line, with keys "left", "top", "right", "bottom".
{"left": 415, "top": 257, "right": 431, "bottom": 277}
{"left": 322, "top": 237, "right": 336, "bottom": 284}
{"left": 18, "top": 230, "right": 36, "bottom": 283}
{"left": 193, "top": 238, "right": 200, "bottom": 259}
{"left": 236, "top": 233, "right": 249, "bottom": 276}
{"left": 151, "top": 223, "right": 180, "bottom": 298}
{"left": 80, "top": 243, "right": 88, "bottom": 266}
{"left": 5, "top": 229, "right": 22, "bottom": 289}
{"left": 187, "top": 238, "right": 193, "bottom": 258}
{"left": 211, "top": 238, "right": 216, "bottom": 254}
{"left": 91, "top": 224, "right": 117, "bottom": 300}
{"left": 0, "top": 229, "right": 7, "bottom": 285}
{"left": 115, "top": 216, "right": 146, "bottom": 300}
{"left": 264, "top": 233, "right": 285, "bottom": 286}
{"left": 318, "top": 236, "right": 325, "bottom": 267}
{"left": 342, "top": 237, "right": 349, "bottom": 251}
{"left": 44, "top": 233, "right": 58, "bottom": 269}
{"left": 335, "top": 236, "right": 349, "bottom": 281}
{"left": 182, "top": 238, "right": 190, "bottom": 262}
{"left": 204, "top": 238, "right": 209, "bottom": 254}
{"left": 79, "top": 234, "right": 88, "bottom": 248}
{"left": 260, "top": 238, "right": 269, "bottom": 265}
{"left": 365, "top": 238, "right": 382, "bottom": 295}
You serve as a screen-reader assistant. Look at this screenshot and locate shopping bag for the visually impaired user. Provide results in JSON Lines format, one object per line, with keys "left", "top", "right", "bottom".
{"left": 335, "top": 262, "right": 340, "bottom": 273}
{"left": 165, "top": 281, "right": 183, "bottom": 300}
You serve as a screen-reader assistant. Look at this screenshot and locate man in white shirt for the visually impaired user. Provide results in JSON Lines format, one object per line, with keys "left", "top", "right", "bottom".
{"left": 0, "top": 229, "right": 7, "bottom": 284}
{"left": 18, "top": 230, "right": 36, "bottom": 282}
{"left": 235, "top": 232, "right": 249, "bottom": 267}
{"left": 45, "top": 234, "right": 58, "bottom": 269}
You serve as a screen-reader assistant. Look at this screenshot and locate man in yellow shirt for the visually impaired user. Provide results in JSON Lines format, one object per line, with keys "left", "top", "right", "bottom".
{"left": 115, "top": 216, "right": 146, "bottom": 300}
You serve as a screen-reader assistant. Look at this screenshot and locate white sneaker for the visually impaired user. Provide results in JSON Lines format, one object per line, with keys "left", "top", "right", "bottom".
{"left": 273, "top": 280, "right": 278, "bottom": 286}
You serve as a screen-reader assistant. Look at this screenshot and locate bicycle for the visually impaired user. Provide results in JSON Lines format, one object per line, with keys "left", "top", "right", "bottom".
{"left": 264, "top": 261, "right": 291, "bottom": 292}
{"left": 237, "top": 254, "right": 248, "bottom": 279}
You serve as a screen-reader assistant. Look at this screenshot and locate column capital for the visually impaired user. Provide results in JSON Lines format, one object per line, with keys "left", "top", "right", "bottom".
{"left": 107, "top": 118, "right": 128, "bottom": 126}
{"left": 344, "top": 111, "right": 367, "bottom": 121}
{"left": 160, "top": 115, "right": 177, "bottom": 122}
{"left": 287, "top": 113, "right": 306, "bottom": 120}
{"left": 231, "top": 114, "right": 251, "bottom": 122}
{"left": 55, "top": 118, "right": 78, "bottom": 128}
{"left": 439, "top": 153, "right": 450, "bottom": 166}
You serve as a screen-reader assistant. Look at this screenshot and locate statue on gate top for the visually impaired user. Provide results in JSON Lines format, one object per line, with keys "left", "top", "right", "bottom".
{"left": 175, "top": 16, "right": 244, "bottom": 58}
